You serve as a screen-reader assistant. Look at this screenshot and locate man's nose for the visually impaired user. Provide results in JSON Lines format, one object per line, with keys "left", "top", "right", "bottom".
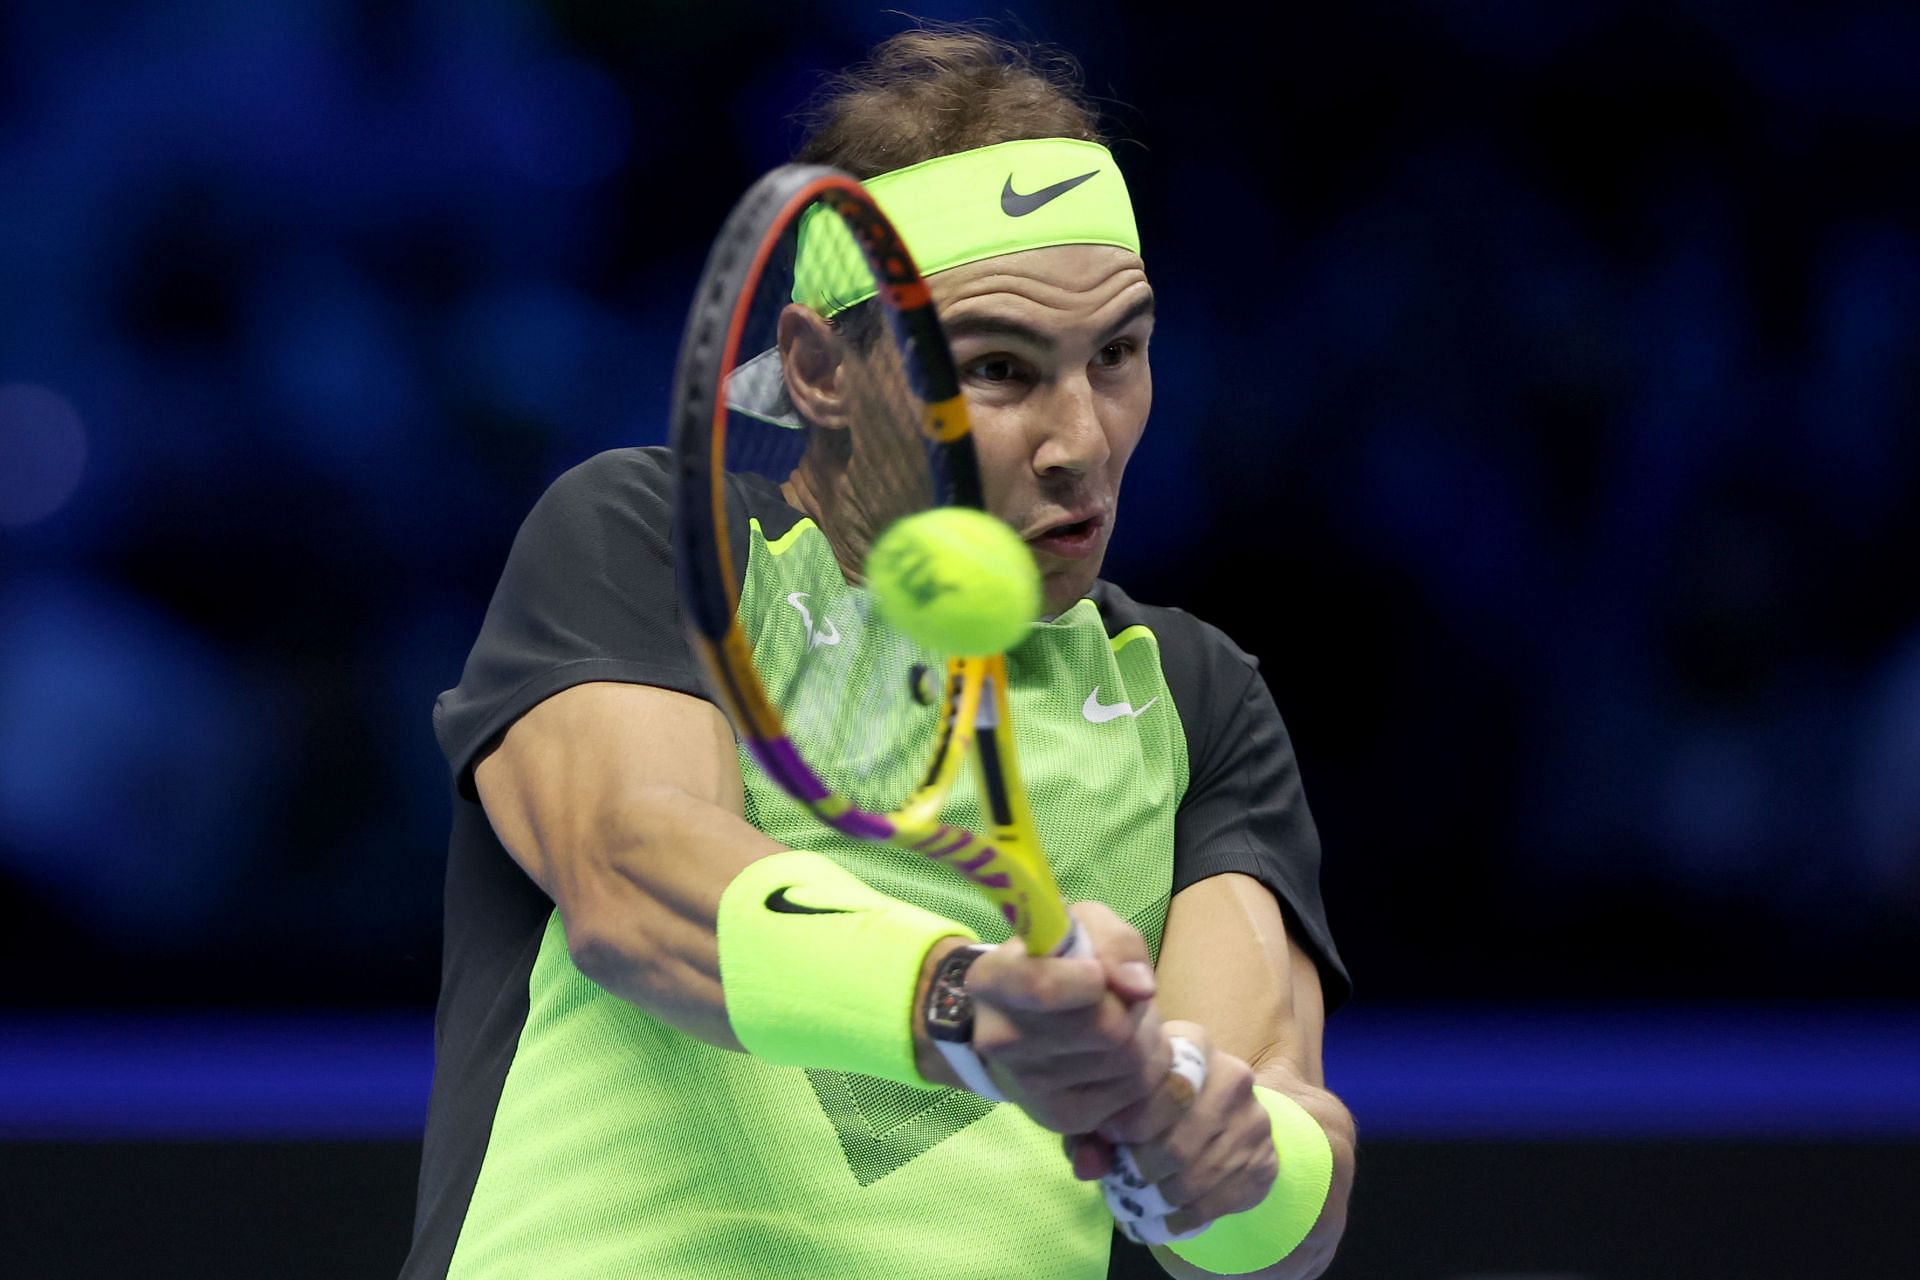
{"left": 1032, "top": 375, "right": 1111, "bottom": 476}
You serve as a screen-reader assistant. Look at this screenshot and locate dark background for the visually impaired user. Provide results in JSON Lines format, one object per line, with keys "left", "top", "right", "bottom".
{"left": 2, "top": 2, "right": 1917, "bottom": 1277}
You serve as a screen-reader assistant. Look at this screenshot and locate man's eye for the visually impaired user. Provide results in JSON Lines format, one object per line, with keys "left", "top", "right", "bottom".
{"left": 970, "top": 357, "right": 1018, "bottom": 383}
{"left": 1097, "top": 340, "right": 1134, "bottom": 369}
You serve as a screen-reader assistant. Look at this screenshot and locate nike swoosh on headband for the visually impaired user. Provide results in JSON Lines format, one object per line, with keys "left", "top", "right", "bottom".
{"left": 764, "top": 887, "right": 856, "bottom": 915}
{"left": 1000, "top": 169, "right": 1100, "bottom": 217}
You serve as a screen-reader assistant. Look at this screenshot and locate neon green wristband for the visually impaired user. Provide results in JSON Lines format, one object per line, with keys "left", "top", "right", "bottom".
{"left": 1167, "top": 1085, "right": 1334, "bottom": 1275}
{"left": 716, "top": 850, "right": 976, "bottom": 1086}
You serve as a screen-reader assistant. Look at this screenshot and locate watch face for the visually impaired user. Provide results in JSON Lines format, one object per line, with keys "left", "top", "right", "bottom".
{"left": 926, "top": 947, "right": 984, "bottom": 1042}
{"left": 930, "top": 983, "right": 970, "bottom": 1025}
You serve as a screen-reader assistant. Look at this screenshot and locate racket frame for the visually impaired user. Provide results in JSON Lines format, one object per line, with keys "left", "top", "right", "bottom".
{"left": 669, "top": 165, "right": 1076, "bottom": 956}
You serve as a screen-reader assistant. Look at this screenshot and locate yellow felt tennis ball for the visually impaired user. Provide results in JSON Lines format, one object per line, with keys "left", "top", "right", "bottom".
{"left": 864, "top": 508, "right": 1041, "bottom": 656}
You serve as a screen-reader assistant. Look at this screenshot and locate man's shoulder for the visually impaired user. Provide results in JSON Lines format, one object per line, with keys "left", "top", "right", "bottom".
{"left": 546, "top": 445, "right": 673, "bottom": 500}
{"left": 1087, "top": 579, "right": 1259, "bottom": 679}
{"left": 539, "top": 447, "right": 797, "bottom": 537}
{"left": 516, "top": 448, "right": 675, "bottom": 538}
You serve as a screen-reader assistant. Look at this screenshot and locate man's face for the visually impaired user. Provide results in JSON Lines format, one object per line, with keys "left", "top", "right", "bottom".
{"left": 927, "top": 244, "right": 1155, "bottom": 617}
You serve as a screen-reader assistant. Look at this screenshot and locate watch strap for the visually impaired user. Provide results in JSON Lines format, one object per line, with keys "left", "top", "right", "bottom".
{"left": 933, "top": 1035, "right": 1006, "bottom": 1102}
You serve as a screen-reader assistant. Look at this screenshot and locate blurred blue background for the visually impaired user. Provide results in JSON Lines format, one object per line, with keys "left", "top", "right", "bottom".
{"left": 4, "top": 3, "right": 1919, "bottom": 1276}
{"left": 7, "top": 0, "right": 1912, "bottom": 1020}
{"left": 4, "top": 0, "right": 1914, "bottom": 1011}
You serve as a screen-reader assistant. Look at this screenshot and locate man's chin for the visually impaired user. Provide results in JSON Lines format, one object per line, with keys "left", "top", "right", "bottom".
{"left": 1038, "top": 566, "right": 1097, "bottom": 620}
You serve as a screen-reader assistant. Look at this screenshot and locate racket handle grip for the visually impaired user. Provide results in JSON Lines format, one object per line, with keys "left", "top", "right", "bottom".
{"left": 1047, "top": 917, "right": 1207, "bottom": 1242}
{"left": 1053, "top": 918, "right": 1093, "bottom": 959}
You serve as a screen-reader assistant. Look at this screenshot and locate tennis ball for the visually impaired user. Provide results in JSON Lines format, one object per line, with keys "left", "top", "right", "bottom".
{"left": 864, "top": 508, "right": 1041, "bottom": 656}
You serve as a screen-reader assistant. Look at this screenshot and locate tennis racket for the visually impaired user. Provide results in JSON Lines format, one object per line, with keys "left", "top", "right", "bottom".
{"left": 668, "top": 162, "right": 1080, "bottom": 957}
{"left": 667, "top": 162, "right": 1197, "bottom": 1242}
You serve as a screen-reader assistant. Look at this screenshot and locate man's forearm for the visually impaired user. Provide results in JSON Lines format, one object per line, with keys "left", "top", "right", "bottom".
{"left": 542, "top": 781, "right": 779, "bottom": 1049}
{"left": 486, "top": 753, "right": 974, "bottom": 1073}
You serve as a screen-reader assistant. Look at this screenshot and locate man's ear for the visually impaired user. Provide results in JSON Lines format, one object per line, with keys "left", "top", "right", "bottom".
{"left": 777, "top": 304, "right": 852, "bottom": 430}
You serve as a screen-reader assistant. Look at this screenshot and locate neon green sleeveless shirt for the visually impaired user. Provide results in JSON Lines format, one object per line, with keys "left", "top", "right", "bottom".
{"left": 447, "top": 514, "right": 1188, "bottom": 1280}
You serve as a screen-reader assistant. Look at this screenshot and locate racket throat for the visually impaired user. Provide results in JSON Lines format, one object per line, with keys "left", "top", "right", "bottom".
{"left": 894, "top": 658, "right": 986, "bottom": 845}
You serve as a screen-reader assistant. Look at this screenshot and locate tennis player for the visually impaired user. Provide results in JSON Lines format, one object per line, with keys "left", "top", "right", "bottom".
{"left": 402, "top": 28, "right": 1353, "bottom": 1280}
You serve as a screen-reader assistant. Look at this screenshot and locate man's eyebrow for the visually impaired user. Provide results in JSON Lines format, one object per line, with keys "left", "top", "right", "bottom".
{"left": 939, "top": 292, "right": 1157, "bottom": 354}
{"left": 1099, "top": 294, "right": 1157, "bottom": 344}
{"left": 939, "top": 314, "right": 1057, "bottom": 353}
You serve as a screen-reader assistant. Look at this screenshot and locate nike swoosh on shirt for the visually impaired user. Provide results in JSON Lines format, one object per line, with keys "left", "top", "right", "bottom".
{"left": 1000, "top": 170, "right": 1100, "bottom": 217}
{"left": 765, "top": 887, "right": 856, "bottom": 915}
{"left": 1082, "top": 688, "right": 1159, "bottom": 723}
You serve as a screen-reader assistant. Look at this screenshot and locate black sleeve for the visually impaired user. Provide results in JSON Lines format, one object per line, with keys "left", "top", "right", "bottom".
{"left": 1170, "top": 632, "right": 1352, "bottom": 1013}
{"left": 431, "top": 448, "right": 707, "bottom": 800}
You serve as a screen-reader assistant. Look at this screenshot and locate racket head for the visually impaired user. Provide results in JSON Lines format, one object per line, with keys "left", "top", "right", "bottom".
{"left": 669, "top": 165, "right": 967, "bottom": 814}
{"left": 668, "top": 164, "right": 1071, "bottom": 947}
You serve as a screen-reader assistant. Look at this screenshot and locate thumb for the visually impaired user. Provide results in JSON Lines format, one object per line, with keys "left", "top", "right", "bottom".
{"left": 1107, "top": 959, "right": 1157, "bottom": 1005}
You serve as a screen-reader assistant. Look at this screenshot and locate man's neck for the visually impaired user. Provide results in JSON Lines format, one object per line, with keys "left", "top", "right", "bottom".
{"left": 779, "top": 460, "right": 865, "bottom": 584}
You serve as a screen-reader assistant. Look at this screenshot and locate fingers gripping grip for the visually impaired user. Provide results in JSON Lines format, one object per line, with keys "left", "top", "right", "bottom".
{"left": 1104, "top": 1035, "right": 1209, "bottom": 1244}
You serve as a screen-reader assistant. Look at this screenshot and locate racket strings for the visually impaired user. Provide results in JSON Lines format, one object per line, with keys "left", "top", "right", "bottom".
{"left": 719, "top": 197, "right": 950, "bottom": 811}
{"left": 727, "top": 218, "right": 938, "bottom": 566}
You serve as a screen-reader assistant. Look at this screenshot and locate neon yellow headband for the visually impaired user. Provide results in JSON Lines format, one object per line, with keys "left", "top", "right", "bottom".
{"left": 794, "top": 137, "right": 1140, "bottom": 315}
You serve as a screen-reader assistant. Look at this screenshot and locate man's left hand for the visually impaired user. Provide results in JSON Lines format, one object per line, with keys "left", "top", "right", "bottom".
{"left": 1064, "top": 1021, "right": 1279, "bottom": 1236}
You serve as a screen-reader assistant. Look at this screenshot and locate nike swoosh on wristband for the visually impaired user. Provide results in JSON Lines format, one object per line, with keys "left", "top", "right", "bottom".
{"left": 765, "top": 887, "right": 856, "bottom": 915}
{"left": 1082, "top": 688, "right": 1159, "bottom": 723}
{"left": 1000, "top": 170, "right": 1100, "bottom": 217}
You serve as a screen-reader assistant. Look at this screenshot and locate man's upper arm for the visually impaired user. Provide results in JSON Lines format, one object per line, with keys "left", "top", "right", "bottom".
{"left": 432, "top": 449, "right": 711, "bottom": 803}
{"left": 1155, "top": 872, "right": 1325, "bottom": 1084}
{"left": 1157, "top": 611, "right": 1349, "bottom": 1014}
{"left": 474, "top": 681, "right": 746, "bottom": 902}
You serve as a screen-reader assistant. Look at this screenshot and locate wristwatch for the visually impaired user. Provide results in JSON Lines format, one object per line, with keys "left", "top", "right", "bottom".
{"left": 923, "top": 943, "right": 1006, "bottom": 1101}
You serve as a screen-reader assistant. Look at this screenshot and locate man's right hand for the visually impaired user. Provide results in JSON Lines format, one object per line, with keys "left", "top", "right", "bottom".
{"left": 960, "top": 901, "right": 1172, "bottom": 1136}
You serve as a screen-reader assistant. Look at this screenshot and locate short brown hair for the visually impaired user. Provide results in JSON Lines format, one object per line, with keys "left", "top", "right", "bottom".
{"left": 797, "top": 26, "right": 1107, "bottom": 178}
